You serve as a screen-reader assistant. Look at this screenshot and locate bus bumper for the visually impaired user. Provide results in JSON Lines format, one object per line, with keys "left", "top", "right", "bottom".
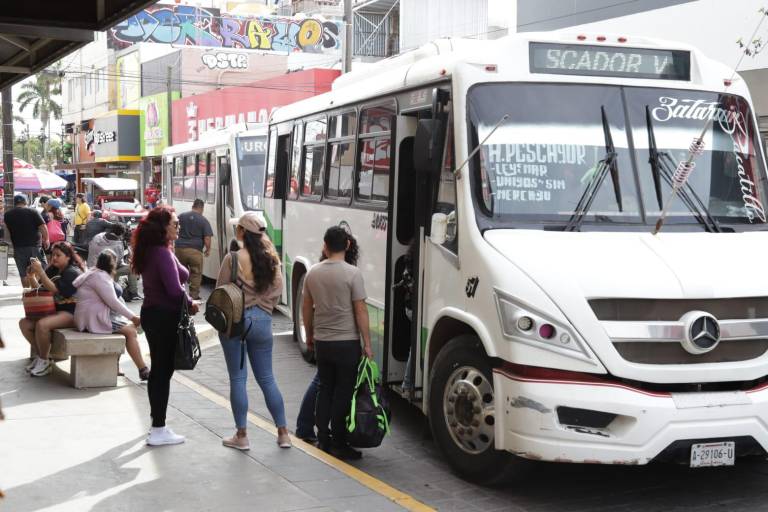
{"left": 492, "top": 368, "right": 768, "bottom": 465}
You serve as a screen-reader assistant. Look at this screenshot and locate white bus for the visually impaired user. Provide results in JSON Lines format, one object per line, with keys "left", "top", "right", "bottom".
{"left": 263, "top": 32, "right": 768, "bottom": 482}
{"left": 162, "top": 123, "right": 267, "bottom": 279}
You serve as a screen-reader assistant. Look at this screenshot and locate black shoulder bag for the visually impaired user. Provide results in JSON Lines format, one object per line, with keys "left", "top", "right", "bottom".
{"left": 174, "top": 295, "right": 201, "bottom": 370}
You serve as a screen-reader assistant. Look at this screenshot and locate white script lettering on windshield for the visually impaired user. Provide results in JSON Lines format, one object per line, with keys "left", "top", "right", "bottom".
{"left": 652, "top": 96, "right": 766, "bottom": 223}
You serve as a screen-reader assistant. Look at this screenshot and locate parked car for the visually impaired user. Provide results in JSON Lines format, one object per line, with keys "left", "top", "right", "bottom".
{"left": 100, "top": 197, "right": 148, "bottom": 226}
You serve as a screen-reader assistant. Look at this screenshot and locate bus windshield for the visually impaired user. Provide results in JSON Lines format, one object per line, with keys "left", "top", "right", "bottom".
{"left": 236, "top": 135, "right": 267, "bottom": 210}
{"left": 468, "top": 83, "right": 768, "bottom": 230}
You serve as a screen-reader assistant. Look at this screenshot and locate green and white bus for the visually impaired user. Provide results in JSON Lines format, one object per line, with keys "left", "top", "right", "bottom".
{"left": 163, "top": 123, "right": 267, "bottom": 279}
{"left": 263, "top": 33, "right": 768, "bottom": 482}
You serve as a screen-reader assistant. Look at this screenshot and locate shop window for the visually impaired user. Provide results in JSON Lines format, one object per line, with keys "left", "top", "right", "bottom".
{"left": 207, "top": 151, "right": 216, "bottom": 203}
{"left": 327, "top": 142, "right": 353, "bottom": 199}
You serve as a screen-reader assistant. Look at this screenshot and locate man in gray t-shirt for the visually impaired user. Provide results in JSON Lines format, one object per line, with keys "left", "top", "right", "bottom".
{"left": 302, "top": 226, "right": 373, "bottom": 460}
{"left": 175, "top": 198, "right": 213, "bottom": 300}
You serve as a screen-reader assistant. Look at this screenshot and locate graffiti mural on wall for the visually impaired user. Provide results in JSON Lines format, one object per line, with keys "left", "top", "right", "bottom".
{"left": 108, "top": 4, "right": 342, "bottom": 53}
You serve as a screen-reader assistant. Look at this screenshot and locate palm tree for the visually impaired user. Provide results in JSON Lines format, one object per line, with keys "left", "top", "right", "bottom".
{"left": 17, "top": 68, "right": 61, "bottom": 167}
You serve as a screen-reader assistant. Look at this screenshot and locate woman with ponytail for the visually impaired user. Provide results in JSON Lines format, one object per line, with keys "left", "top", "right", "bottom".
{"left": 216, "top": 212, "right": 290, "bottom": 450}
{"left": 296, "top": 228, "right": 360, "bottom": 444}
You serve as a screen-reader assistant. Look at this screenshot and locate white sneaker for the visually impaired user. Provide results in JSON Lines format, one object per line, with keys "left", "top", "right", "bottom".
{"left": 30, "top": 358, "right": 52, "bottom": 377}
{"left": 146, "top": 426, "right": 185, "bottom": 446}
{"left": 25, "top": 357, "right": 40, "bottom": 373}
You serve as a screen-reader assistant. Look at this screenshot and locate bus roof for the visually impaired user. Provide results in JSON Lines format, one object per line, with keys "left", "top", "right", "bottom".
{"left": 271, "top": 32, "right": 742, "bottom": 124}
{"left": 162, "top": 123, "right": 267, "bottom": 157}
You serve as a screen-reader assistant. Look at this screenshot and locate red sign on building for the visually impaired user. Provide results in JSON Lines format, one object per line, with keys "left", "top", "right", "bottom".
{"left": 172, "top": 68, "right": 339, "bottom": 145}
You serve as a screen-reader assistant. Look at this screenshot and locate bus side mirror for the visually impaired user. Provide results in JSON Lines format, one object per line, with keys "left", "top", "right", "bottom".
{"left": 430, "top": 213, "right": 447, "bottom": 245}
{"left": 414, "top": 119, "right": 443, "bottom": 176}
{"left": 219, "top": 162, "right": 232, "bottom": 186}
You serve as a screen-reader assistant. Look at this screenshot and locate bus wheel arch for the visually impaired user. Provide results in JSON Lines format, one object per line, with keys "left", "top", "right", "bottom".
{"left": 291, "top": 264, "right": 315, "bottom": 363}
{"left": 427, "top": 331, "right": 520, "bottom": 484}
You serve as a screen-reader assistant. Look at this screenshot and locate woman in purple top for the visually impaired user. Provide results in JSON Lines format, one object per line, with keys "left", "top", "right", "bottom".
{"left": 131, "top": 206, "right": 199, "bottom": 446}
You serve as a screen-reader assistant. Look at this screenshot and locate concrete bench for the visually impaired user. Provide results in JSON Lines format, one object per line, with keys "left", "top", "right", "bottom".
{"left": 49, "top": 329, "right": 126, "bottom": 389}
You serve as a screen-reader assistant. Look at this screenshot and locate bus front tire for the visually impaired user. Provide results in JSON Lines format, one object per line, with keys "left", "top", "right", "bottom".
{"left": 293, "top": 274, "right": 315, "bottom": 363}
{"left": 428, "top": 335, "right": 518, "bottom": 485}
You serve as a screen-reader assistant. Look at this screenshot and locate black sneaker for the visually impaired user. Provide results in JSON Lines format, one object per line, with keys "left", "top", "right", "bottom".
{"left": 329, "top": 445, "right": 362, "bottom": 461}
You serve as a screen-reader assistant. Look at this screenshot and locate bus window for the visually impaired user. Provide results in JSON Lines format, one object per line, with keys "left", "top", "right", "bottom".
{"left": 435, "top": 109, "right": 457, "bottom": 252}
{"left": 357, "top": 136, "right": 390, "bottom": 202}
{"left": 207, "top": 151, "right": 216, "bottom": 203}
{"left": 173, "top": 156, "right": 184, "bottom": 199}
{"left": 288, "top": 123, "right": 303, "bottom": 200}
{"left": 302, "top": 145, "right": 325, "bottom": 198}
{"left": 183, "top": 155, "right": 197, "bottom": 201}
{"left": 197, "top": 152, "right": 207, "bottom": 201}
{"left": 327, "top": 142, "right": 353, "bottom": 199}
{"left": 236, "top": 135, "right": 267, "bottom": 210}
{"left": 372, "top": 138, "right": 390, "bottom": 201}
{"left": 357, "top": 103, "right": 393, "bottom": 204}
{"left": 326, "top": 111, "right": 356, "bottom": 201}
{"left": 265, "top": 129, "right": 277, "bottom": 198}
{"left": 329, "top": 111, "right": 357, "bottom": 138}
{"left": 360, "top": 103, "right": 394, "bottom": 134}
{"left": 302, "top": 117, "right": 326, "bottom": 199}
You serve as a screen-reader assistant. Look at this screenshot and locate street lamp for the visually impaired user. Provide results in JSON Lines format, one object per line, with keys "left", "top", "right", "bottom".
{"left": 17, "top": 126, "right": 29, "bottom": 162}
{"left": 38, "top": 129, "right": 47, "bottom": 169}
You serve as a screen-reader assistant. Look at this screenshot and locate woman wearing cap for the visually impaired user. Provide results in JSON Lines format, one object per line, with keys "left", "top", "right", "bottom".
{"left": 131, "top": 206, "right": 199, "bottom": 446}
{"left": 216, "top": 212, "right": 290, "bottom": 450}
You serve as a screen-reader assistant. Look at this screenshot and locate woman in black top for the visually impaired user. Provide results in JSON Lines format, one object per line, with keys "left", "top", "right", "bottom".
{"left": 20, "top": 241, "right": 85, "bottom": 377}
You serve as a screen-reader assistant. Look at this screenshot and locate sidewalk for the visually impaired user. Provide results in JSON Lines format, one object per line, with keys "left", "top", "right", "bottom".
{"left": 0, "top": 259, "right": 417, "bottom": 512}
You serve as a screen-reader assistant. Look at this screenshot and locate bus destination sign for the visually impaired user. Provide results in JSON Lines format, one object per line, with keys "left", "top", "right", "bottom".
{"left": 530, "top": 42, "right": 691, "bottom": 81}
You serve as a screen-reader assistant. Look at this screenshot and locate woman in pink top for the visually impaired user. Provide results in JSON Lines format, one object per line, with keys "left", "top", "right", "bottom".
{"left": 73, "top": 249, "right": 149, "bottom": 381}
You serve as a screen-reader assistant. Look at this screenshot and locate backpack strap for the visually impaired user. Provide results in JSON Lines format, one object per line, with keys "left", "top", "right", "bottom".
{"left": 230, "top": 250, "right": 239, "bottom": 285}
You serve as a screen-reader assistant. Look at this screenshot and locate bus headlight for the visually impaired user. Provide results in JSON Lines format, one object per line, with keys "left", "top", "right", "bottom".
{"left": 494, "top": 288, "right": 596, "bottom": 364}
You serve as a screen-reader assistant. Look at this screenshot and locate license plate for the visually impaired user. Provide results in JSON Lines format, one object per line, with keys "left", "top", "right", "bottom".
{"left": 690, "top": 442, "right": 735, "bottom": 468}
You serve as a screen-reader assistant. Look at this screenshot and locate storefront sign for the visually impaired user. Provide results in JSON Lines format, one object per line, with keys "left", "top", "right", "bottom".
{"left": 94, "top": 110, "right": 141, "bottom": 163}
{"left": 172, "top": 68, "right": 339, "bottom": 144}
{"left": 201, "top": 52, "right": 249, "bottom": 70}
{"left": 139, "top": 91, "right": 181, "bottom": 156}
{"left": 95, "top": 131, "right": 117, "bottom": 144}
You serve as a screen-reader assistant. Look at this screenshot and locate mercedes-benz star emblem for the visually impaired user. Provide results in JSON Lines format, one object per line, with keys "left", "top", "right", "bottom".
{"left": 680, "top": 311, "right": 721, "bottom": 355}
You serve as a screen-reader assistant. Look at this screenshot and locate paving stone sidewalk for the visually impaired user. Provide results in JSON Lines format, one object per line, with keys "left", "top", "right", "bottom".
{"left": 0, "top": 259, "right": 408, "bottom": 512}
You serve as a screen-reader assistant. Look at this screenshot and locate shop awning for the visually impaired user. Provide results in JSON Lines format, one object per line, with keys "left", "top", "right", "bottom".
{"left": 82, "top": 177, "right": 138, "bottom": 191}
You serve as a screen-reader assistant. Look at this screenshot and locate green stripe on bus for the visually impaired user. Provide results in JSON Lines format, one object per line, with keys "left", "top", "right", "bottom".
{"left": 263, "top": 211, "right": 283, "bottom": 249}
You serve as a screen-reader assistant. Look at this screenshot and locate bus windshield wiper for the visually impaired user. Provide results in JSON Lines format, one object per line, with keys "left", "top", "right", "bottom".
{"left": 565, "top": 106, "right": 623, "bottom": 232}
{"left": 645, "top": 106, "right": 722, "bottom": 233}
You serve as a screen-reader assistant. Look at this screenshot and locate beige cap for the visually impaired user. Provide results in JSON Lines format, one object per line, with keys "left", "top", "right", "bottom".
{"left": 230, "top": 211, "right": 266, "bottom": 233}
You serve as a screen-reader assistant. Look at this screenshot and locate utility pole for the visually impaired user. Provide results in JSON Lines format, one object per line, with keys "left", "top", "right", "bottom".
{"left": 167, "top": 64, "right": 173, "bottom": 147}
{"left": 343, "top": 0, "right": 353, "bottom": 73}
{"left": 2, "top": 86, "right": 14, "bottom": 242}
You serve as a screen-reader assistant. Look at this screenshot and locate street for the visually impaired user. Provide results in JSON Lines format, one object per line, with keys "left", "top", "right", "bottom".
{"left": 180, "top": 283, "right": 768, "bottom": 512}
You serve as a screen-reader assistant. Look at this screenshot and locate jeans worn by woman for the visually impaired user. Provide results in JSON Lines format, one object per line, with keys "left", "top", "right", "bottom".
{"left": 220, "top": 306, "right": 287, "bottom": 429}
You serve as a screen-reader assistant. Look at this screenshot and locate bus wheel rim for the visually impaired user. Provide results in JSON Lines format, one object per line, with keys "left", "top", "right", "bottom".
{"left": 442, "top": 365, "right": 495, "bottom": 455}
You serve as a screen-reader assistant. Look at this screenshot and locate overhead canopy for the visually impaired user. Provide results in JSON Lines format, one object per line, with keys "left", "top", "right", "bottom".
{"left": 82, "top": 177, "right": 138, "bottom": 191}
{"left": 0, "top": 1, "right": 158, "bottom": 90}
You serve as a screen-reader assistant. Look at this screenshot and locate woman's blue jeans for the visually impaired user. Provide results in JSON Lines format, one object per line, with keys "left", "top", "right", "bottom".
{"left": 220, "top": 306, "right": 287, "bottom": 429}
